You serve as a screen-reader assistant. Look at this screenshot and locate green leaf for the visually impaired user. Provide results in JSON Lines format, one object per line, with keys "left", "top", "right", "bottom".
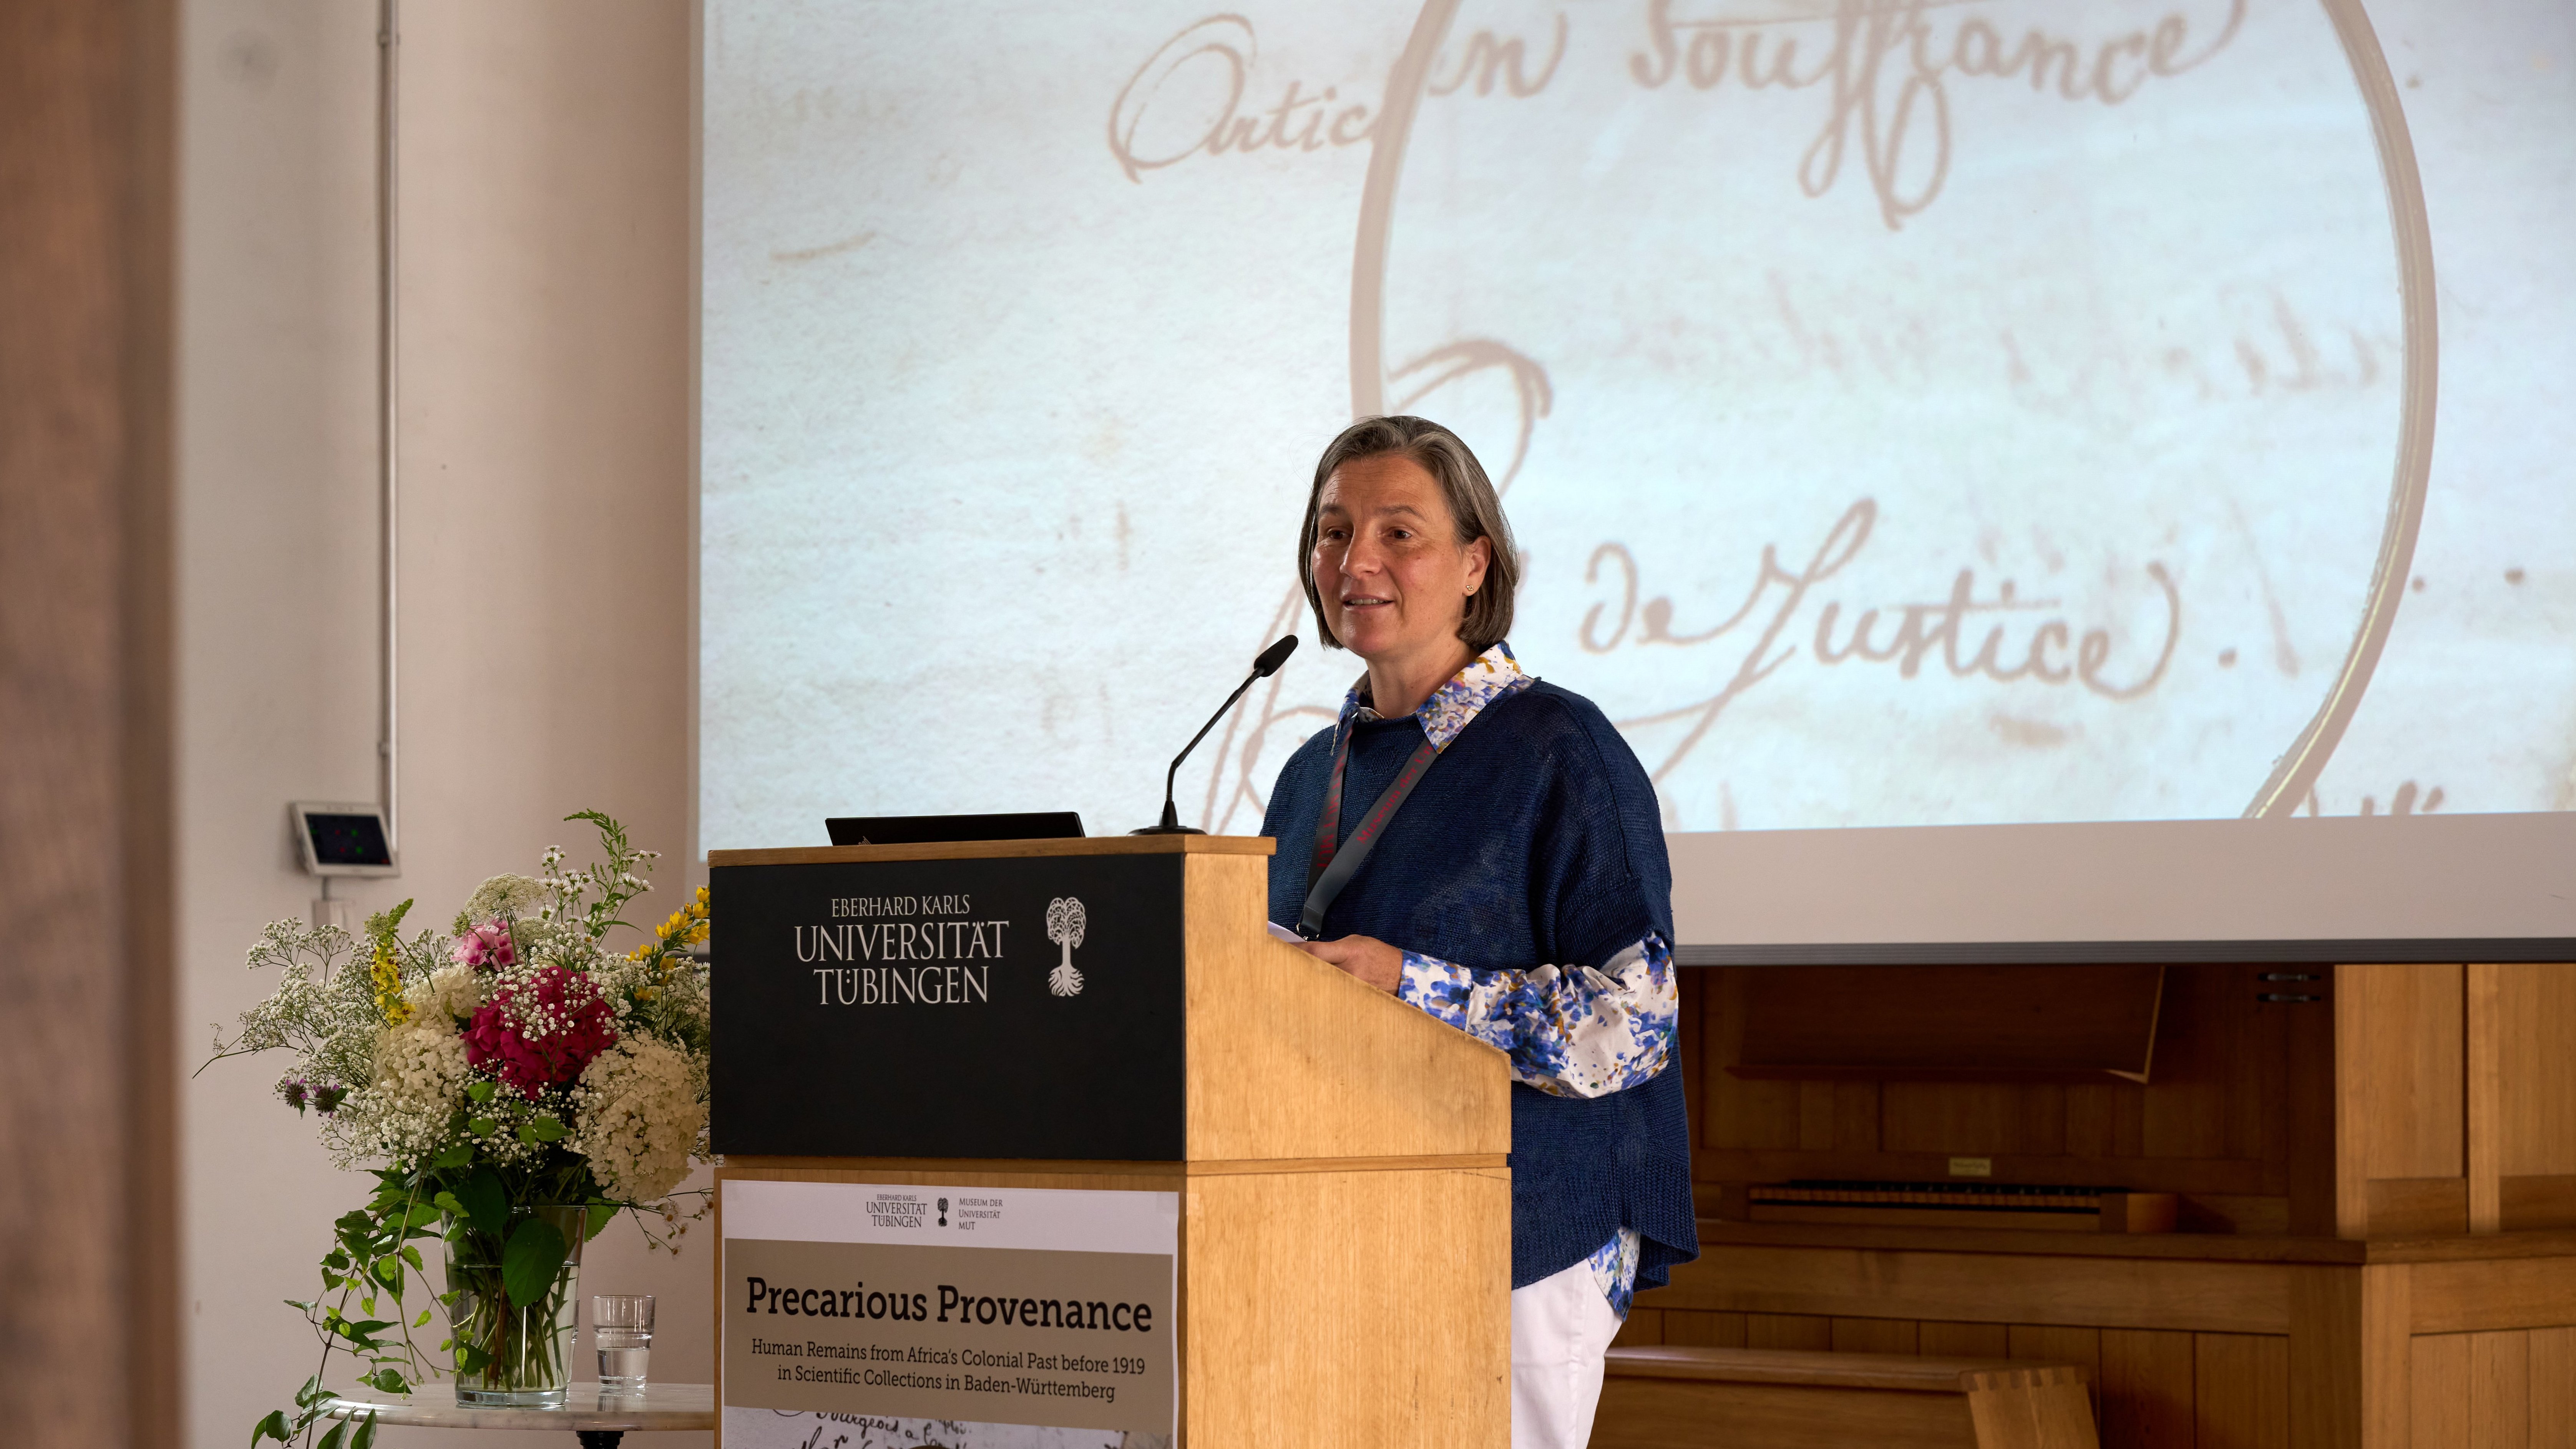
{"left": 465, "top": 1080, "right": 496, "bottom": 1104}
{"left": 251, "top": 1409, "right": 290, "bottom": 1446}
{"left": 500, "top": 1216, "right": 569, "bottom": 1308}
{"left": 400, "top": 1202, "right": 440, "bottom": 1228}
{"left": 367, "top": 1368, "right": 409, "bottom": 1395}
{"left": 515, "top": 1123, "right": 538, "bottom": 1147}
{"left": 468, "top": 1117, "right": 497, "bottom": 1137}
{"left": 316, "top": 1418, "right": 349, "bottom": 1449}
{"left": 431, "top": 1190, "right": 464, "bottom": 1215}
{"left": 527, "top": 1115, "right": 568, "bottom": 1143}
{"left": 584, "top": 1201, "right": 617, "bottom": 1242}
{"left": 352, "top": 1413, "right": 380, "bottom": 1449}
{"left": 414, "top": 1309, "right": 432, "bottom": 1327}
{"left": 433, "top": 1140, "right": 474, "bottom": 1169}
{"left": 401, "top": 1245, "right": 424, "bottom": 1271}
{"left": 453, "top": 1167, "right": 509, "bottom": 1239}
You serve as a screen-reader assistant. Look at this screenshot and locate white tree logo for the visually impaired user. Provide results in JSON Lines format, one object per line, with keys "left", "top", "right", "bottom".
{"left": 1044, "top": 897, "right": 1087, "bottom": 997}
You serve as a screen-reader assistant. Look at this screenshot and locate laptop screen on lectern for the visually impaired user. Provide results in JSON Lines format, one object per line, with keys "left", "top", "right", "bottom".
{"left": 824, "top": 812, "right": 1086, "bottom": 847}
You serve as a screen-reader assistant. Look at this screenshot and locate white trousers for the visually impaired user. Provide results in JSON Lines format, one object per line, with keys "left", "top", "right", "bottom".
{"left": 1510, "top": 1256, "right": 1625, "bottom": 1449}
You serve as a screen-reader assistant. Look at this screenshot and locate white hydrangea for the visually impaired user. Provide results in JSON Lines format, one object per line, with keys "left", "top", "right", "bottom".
{"left": 570, "top": 1036, "right": 706, "bottom": 1203}
{"left": 408, "top": 963, "right": 486, "bottom": 1024}
{"left": 327, "top": 1011, "right": 472, "bottom": 1165}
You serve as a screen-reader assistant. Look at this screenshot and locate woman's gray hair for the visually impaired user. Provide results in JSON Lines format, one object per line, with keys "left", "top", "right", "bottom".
{"left": 1299, "top": 415, "right": 1519, "bottom": 652}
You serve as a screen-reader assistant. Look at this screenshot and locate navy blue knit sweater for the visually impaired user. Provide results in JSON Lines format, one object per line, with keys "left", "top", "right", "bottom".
{"left": 1262, "top": 679, "right": 1700, "bottom": 1293}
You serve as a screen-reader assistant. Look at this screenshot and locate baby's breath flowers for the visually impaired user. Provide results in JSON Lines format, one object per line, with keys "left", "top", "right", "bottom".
{"left": 210, "top": 812, "right": 712, "bottom": 1446}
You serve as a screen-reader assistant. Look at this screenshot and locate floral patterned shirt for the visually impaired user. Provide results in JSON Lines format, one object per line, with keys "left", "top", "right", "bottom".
{"left": 1340, "top": 641, "right": 1678, "bottom": 1315}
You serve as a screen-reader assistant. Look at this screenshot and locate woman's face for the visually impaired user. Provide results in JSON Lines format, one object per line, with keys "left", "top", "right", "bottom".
{"left": 1310, "top": 452, "right": 1490, "bottom": 666}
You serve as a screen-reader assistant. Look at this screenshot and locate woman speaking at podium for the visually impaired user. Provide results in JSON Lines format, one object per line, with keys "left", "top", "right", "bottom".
{"left": 1265, "top": 415, "right": 1697, "bottom": 1449}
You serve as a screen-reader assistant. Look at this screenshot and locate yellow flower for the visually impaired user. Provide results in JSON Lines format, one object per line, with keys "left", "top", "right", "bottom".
{"left": 370, "top": 941, "right": 411, "bottom": 1026}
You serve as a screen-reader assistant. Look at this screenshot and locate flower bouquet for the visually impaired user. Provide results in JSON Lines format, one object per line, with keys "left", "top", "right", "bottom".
{"left": 209, "top": 812, "right": 713, "bottom": 1445}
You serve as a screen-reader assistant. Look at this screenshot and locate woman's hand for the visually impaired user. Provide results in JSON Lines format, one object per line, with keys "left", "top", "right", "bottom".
{"left": 1299, "top": 933, "right": 1404, "bottom": 993}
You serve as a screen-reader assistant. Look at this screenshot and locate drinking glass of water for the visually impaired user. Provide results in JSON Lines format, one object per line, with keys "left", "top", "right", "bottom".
{"left": 593, "top": 1295, "right": 654, "bottom": 1388}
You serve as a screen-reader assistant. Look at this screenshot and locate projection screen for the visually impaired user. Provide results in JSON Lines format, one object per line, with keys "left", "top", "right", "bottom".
{"left": 699, "top": 0, "right": 2576, "bottom": 959}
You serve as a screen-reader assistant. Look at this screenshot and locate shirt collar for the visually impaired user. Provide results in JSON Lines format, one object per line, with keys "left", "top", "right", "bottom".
{"left": 1344, "top": 641, "right": 1534, "bottom": 753}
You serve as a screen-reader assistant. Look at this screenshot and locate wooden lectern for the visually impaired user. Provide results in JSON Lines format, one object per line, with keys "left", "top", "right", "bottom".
{"left": 707, "top": 835, "right": 1510, "bottom": 1447}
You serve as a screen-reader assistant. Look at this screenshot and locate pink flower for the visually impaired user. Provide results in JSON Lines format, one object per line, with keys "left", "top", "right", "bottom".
{"left": 461, "top": 964, "right": 616, "bottom": 1097}
{"left": 452, "top": 917, "right": 517, "bottom": 970}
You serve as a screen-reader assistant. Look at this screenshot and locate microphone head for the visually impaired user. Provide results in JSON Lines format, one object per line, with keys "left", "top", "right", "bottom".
{"left": 1251, "top": 634, "right": 1299, "bottom": 678}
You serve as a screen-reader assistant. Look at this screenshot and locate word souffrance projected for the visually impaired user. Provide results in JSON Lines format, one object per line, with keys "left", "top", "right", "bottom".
{"left": 700, "top": 0, "right": 2576, "bottom": 846}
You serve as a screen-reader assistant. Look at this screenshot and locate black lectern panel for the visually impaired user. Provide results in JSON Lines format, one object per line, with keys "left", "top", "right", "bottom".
{"left": 712, "top": 851, "right": 1185, "bottom": 1159}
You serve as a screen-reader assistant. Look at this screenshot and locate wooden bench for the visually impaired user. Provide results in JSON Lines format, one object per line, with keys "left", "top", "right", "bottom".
{"left": 1593, "top": 1346, "right": 2100, "bottom": 1449}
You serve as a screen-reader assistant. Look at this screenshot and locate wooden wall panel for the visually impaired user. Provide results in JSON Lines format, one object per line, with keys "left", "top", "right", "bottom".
{"left": 1705, "top": 968, "right": 1804, "bottom": 1151}
{"left": 2010, "top": 1327, "right": 2105, "bottom": 1380}
{"left": 2501, "top": 1177, "right": 2576, "bottom": 1233}
{"left": 2391, "top": 1326, "right": 2576, "bottom": 1449}
{"left": 2141, "top": 965, "right": 2234, "bottom": 1161}
{"left": 2472, "top": 963, "right": 2506, "bottom": 1233}
{"left": 2337, "top": 963, "right": 2466, "bottom": 1237}
{"left": 2098, "top": 1329, "right": 2196, "bottom": 1449}
{"left": 2409, "top": 1333, "right": 2471, "bottom": 1447}
{"left": 2366, "top": 1178, "right": 2471, "bottom": 1238}
{"left": 2529, "top": 1326, "right": 2574, "bottom": 1449}
{"left": 1881, "top": 1082, "right": 2060, "bottom": 1157}
{"left": 2363, "top": 1266, "right": 2414, "bottom": 1449}
{"left": 1833, "top": 1317, "right": 1920, "bottom": 1355}
{"left": 1747, "top": 1313, "right": 1835, "bottom": 1351}
{"left": 1662, "top": 1246, "right": 2292, "bottom": 1334}
{"left": 1614, "top": 1308, "right": 1665, "bottom": 1347}
{"left": 2490, "top": 965, "right": 2576, "bottom": 1178}
{"left": 1924, "top": 1321, "right": 2013, "bottom": 1358}
{"left": 1697, "top": 964, "right": 2292, "bottom": 1217}
{"left": 1664, "top": 1310, "right": 1749, "bottom": 1348}
{"left": 2194, "top": 1334, "right": 2290, "bottom": 1449}
{"left": 2408, "top": 1256, "right": 2576, "bottom": 1335}
{"left": 2468, "top": 1331, "right": 2530, "bottom": 1448}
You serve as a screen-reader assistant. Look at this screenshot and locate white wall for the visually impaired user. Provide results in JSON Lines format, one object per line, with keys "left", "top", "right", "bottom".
{"left": 176, "top": 4, "right": 701, "bottom": 1445}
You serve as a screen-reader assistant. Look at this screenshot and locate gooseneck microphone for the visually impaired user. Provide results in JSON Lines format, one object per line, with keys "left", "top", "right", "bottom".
{"left": 1132, "top": 635, "right": 1300, "bottom": 835}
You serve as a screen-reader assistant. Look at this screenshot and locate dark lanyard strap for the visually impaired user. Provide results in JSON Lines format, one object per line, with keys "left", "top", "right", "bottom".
{"left": 1299, "top": 718, "right": 1441, "bottom": 938}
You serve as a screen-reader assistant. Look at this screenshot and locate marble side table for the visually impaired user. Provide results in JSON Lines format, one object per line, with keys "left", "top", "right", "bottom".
{"left": 318, "top": 1382, "right": 713, "bottom": 1448}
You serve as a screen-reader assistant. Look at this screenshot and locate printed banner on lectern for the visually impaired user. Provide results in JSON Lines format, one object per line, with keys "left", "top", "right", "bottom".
{"left": 720, "top": 1178, "right": 1178, "bottom": 1449}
